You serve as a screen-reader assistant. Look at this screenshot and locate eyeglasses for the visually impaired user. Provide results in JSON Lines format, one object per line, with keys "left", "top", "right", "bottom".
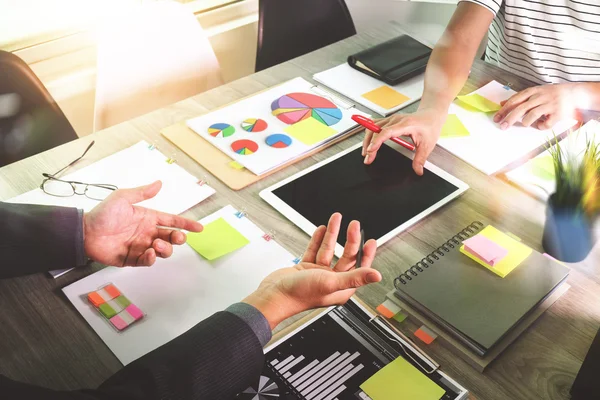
{"left": 40, "top": 141, "right": 118, "bottom": 201}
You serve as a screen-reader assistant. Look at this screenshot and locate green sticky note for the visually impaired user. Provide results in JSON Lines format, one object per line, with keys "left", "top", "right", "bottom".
{"left": 440, "top": 114, "right": 470, "bottom": 138}
{"left": 457, "top": 93, "right": 502, "bottom": 113}
{"left": 99, "top": 303, "right": 117, "bottom": 319}
{"left": 187, "top": 217, "right": 250, "bottom": 260}
{"left": 393, "top": 312, "right": 408, "bottom": 323}
{"left": 229, "top": 161, "right": 245, "bottom": 170}
{"left": 528, "top": 154, "right": 555, "bottom": 181}
{"left": 360, "top": 356, "right": 445, "bottom": 400}
{"left": 115, "top": 296, "right": 131, "bottom": 309}
{"left": 284, "top": 117, "right": 337, "bottom": 145}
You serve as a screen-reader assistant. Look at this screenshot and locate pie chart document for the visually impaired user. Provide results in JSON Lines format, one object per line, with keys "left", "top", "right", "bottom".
{"left": 187, "top": 77, "right": 369, "bottom": 175}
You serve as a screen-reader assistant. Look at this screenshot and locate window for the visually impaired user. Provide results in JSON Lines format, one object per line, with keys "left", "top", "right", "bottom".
{"left": 0, "top": 0, "right": 240, "bottom": 52}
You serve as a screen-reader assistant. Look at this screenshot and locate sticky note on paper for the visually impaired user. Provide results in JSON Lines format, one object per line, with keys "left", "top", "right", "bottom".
{"left": 229, "top": 160, "right": 245, "bottom": 170}
{"left": 529, "top": 155, "right": 555, "bottom": 181}
{"left": 440, "top": 114, "right": 470, "bottom": 138}
{"left": 463, "top": 234, "right": 508, "bottom": 266}
{"left": 187, "top": 217, "right": 250, "bottom": 260}
{"left": 415, "top": 325, "right": 438, "bottom": 345}
{"left": 362, "top": 86, "right": 410, "bottom": 109}
{"left": 284, "top": 117, "right": 337, "bottom": 145}
{"left": 456, "top": 93, "right": 502, "bottom": 113}
{"left": 360, "top": 356, "right": 445, "bottom": 400}
{"left": 460, "top": 225, "right": 533, "bottom": 278}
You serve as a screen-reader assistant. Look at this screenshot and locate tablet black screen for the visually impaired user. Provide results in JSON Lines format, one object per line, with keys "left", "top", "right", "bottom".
{"left": 272, "top": 145, "right": 459, "bottom": 242}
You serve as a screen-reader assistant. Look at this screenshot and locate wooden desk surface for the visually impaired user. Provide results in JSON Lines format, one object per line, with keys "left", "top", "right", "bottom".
{"left": 1, "top": 22, "right": 599, "bottom": 400}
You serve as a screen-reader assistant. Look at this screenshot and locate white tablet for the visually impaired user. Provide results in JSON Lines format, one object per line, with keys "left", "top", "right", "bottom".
{"left": 260, "top": 142, "right": 469, "bottom": 257}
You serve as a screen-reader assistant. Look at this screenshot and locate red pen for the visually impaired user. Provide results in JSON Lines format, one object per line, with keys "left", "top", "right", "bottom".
{"left": 352, "top": 115, "right": 416, "bottom": 152}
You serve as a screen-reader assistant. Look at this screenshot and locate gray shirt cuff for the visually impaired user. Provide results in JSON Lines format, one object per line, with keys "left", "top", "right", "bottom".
{"left": 75, "top": 209, "right": 87, "bottom": 266}
{"left": 226, "top": 303, "right": 272, "bottom": 347}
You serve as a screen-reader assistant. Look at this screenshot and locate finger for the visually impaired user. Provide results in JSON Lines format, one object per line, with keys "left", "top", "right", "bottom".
{"left": 333, "top": 268, "right": 382, "bottom": 292}
{"left": 156, "top": 212, "right": 204, "bottom": 232}
{"left": 316, "top": 213, "right": 342, "bottom": 267}
{"left": 152, "top": 238, "right": 173, "bottom": 258}
{"left": 302, "top": 225, "right": 327, "bottom": 263}
{"left": 500, "top": 98, "right": 543, "bottom": 130}
{"left": 365, "top": 123, "right": 413, "bottom": 165}
{"left": 360, "top": 239, "right": 378, "bottom": 269}
{"left": 334, "top": 220, "right": 362, "bottom": 272}
{"left": 158, "top": 229, "right": 187, "bottom": 245}
{"left": 136, "top": 248, "right": 157, "bottom": 267}
{"left": 115, "top": 180, "right": 162, "bottom": 204}
{"left": 321, "top": 288, "right": 357, "bottom": 306}
{"left": 494, "top": 89, "right": 534, "bottom": 122}
{"left": 536, "top": 113, "right": 559, "bottom": 130}
{"left": 412, "top": 139, "right": 434, "bottom": 176}
{"left": 522, "top": 105, "right": 551, "bottom": 127}
{"left": 362, "top": 130, "right": 374, "bottom": 157}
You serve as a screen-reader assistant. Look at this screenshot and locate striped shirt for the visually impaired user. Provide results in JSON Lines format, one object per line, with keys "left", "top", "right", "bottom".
{"left": 459, "top": 0, "right": 600, "bottom": 84}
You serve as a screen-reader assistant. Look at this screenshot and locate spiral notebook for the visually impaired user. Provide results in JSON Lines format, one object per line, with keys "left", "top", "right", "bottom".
{"left": 393, "top": 222, "right": 569, "bottom": 356}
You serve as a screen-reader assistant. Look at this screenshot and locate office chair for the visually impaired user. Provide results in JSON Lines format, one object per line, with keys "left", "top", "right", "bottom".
{"left": 0, "top": 50, "right": 77, "bottom": 168}
{"left": 256, "top": 0, "right": 357, "bottom": 72}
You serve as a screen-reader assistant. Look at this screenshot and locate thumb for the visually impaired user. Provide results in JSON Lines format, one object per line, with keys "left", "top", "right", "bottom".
{"left": 115, "top": 180, "right": 162, "bottom": 204}
{"left": 333, "top": 268, "right": 382, "bottom": 292}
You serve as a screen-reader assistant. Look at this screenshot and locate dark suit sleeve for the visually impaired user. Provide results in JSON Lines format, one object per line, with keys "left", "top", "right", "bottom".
{"left": 1, "top": 311, "right": 265, "bottom": 400}
{"left": 0, "top": 202, "right": 86, "bottom": 278}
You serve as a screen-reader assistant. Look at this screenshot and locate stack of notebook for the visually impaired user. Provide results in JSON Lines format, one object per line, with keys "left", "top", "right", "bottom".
{"left": 392, "top": 222, "right": 569, "bottom": 357}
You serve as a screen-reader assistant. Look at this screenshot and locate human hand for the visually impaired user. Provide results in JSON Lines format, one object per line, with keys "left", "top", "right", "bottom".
{"left": 362, "top": 108, "right": 445, "bottom": 175}
{"left": 243, "top": 213, "right": 381, "bottom": 329}
{"left": 494, "top": 83, "right": 582, "bottom": 130}
{"left": 83, "top": 181, "right": 203, "bottom": 267}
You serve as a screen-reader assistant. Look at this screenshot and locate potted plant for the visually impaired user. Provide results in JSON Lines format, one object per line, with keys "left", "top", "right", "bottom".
{"left": 542, "top": 126, "right": 600, "bottom": 263}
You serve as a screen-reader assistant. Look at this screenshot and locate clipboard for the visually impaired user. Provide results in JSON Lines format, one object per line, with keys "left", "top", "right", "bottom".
{"left": 161, "top": 81, "right": 364, "bottom": 191}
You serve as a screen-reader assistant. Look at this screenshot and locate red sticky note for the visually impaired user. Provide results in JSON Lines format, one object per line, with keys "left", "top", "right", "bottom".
{"left": 463, "top": 234, "right": 508, "bottom": 266}
{"left": 376, "top": 304, "right": 396, "bottom": 319}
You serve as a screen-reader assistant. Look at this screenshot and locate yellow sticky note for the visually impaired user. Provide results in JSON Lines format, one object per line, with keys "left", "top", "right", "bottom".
{"left": 460, "top": 225, "right": 533, "bottom": 278}
{"left": 360, "top": 356, "right": 445, "bottom": 400}
{"left": 284, "top": 117, "right": 337, "bottom": 145}
{"left": 187, "top": 217, "right": 249, "bottom": 260}
{"left": 362, "top": 86, "right": 410, "bottom": 109}
{"left": 528, "top": 155, "right": 555, "bottom": 181}
{"left": 456, "top": 93, "right": 502, "bottom": 113}
{"left": 229, "top": 160, "right": 245, "bottom": 170}
{"left": 440, "top": 114, "right": 470, "bottom": 138}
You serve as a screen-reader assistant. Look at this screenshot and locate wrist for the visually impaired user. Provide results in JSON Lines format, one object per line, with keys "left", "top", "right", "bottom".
{"left": 243, "top": 290, "right": 289, "bottom": 330}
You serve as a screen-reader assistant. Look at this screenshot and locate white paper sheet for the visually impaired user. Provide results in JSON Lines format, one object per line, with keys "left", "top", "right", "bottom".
{"left": 505, "top": 120, "right": 600, "bottom": 200}
{"left": 63, "top": 205, "right": 296, "bottom": 365}
{"left": 9, "top": 141, "right": 216, "bottom": 278}
{"left": 186, "top": 77, "right": 368, "bottom": 175}
{"left": 8, "top": 141, "right": 215, "bottom": 214}
{"left": 437, "top": 81, "right": 577, "bottom": 175}
{"left": 314, "top": 63, "right": 424, "bottom": 116}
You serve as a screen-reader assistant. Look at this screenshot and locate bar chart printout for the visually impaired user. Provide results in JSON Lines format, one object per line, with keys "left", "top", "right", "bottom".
{"left": 236, "top": 300, "right": 463, "bottom": 400}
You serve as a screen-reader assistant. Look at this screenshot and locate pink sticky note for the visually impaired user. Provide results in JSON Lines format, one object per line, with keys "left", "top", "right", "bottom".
{"left": 110, "top": 315, "right": 128, "bottom": 331}
{"left": 125, "top": 304, "right": 144, "bottom": 321}
{"left": 463, "top": 235, "right": 508, "bottom": 266}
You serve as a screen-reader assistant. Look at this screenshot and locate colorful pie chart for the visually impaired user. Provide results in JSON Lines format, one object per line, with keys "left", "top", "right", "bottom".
{"left": 265, "top": 134, "right": 292, "bottom": 148}
{"left": 271, "top": 92, "right": 343, "bottom": 126}
{"left": 231, "top": 139, "right": 258, "bottom": 155}
{"left": 241, "top": 118, "right": 268, "bottom": 132}
{"left": 208, "top": 123, "right": 235, "bottom": 138}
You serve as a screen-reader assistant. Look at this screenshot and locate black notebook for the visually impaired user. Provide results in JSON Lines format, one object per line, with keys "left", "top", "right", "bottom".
{"left": 348, "top": 35, "right": 431, "bottom": 86}
{"left": 393, "top": 222, "right": 570, "bottom": 356}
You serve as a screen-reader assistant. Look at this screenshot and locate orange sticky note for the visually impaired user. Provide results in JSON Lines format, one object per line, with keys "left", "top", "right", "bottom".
{"left": 362, "top": 86, "right": 410, "bottom": 109}
{"left": 104, "top": 284, "right": 121, "bottom": 299}
{"left": 88, "top": 292, "right": 105, "bottom": 307}
{"left": 415, "top": 326, "right": 437, "bottom": 345}
{"left": 377, "top": 299, "right": 402, "bottom": 319}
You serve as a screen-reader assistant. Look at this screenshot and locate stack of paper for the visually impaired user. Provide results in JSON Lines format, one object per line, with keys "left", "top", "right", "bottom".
{"left": 63, "top": 205, "right": 295, "bottom": 365}
{"left": 505, "top": 119, "right": 600, "bottom": 200}
{"left": 437, "top": 81, "right": 577, "bottom": 175}
{"left": 314, "top": 63, "right": 424, "bottom": 116}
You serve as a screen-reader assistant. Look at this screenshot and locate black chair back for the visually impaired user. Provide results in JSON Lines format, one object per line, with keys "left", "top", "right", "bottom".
{"left": 256, "top": 0, "right": 357, "bottom": 72}
{"left": 0, "top": 50, "right": 77, "bottom": 167}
